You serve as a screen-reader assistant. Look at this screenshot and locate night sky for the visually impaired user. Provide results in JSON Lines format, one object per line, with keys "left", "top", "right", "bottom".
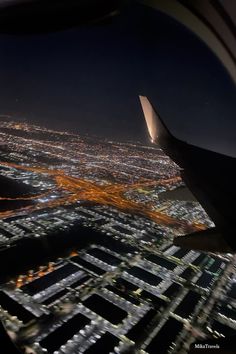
{"left": 0, "top": 3, "right": 235, "bottom": 156}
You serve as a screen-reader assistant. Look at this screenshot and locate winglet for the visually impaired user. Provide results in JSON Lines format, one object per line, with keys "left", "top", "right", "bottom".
{"left": 139, "top": 95, "right": 172, "bottom": 144}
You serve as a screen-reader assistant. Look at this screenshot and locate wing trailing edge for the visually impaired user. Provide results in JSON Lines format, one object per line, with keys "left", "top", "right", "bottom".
{"left": 174, "top": 228, "right": 233, "bottom": 253}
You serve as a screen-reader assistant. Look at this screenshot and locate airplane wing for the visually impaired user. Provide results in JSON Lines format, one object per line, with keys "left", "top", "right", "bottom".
{"left": 139, "top": 95, "right": 236, "bottom": 252}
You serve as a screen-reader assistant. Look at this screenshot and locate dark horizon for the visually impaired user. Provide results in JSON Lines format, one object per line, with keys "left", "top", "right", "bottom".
{"left": 0, "top": 3, "right": 235, "bottom": 156}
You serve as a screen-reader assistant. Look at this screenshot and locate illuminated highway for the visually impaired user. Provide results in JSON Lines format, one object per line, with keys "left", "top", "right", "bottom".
{"left": 0, "top": 161, "right": 205, "bottom": 233}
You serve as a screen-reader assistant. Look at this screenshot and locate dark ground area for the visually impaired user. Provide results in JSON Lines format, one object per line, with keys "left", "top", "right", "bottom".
{"left": 0, "top": 174, "right": 36, "bottom": 211}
